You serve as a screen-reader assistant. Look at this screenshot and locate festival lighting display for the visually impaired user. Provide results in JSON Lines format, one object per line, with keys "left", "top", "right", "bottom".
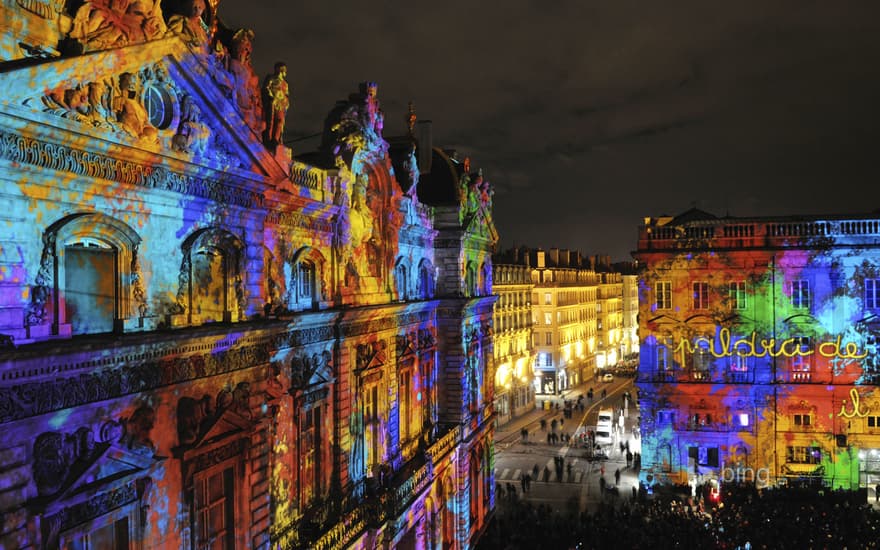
{"left": 0, "top": 3, "right": 498, "bottom": 548}
{"left": 635, "top": 211, "right": 880, "bottom": 493}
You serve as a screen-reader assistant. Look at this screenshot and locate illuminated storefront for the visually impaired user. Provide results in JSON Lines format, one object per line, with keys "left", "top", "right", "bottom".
{"left": 636, "top": 209, "right": 880, "bottom": 495}
{"left": 0, "top": 5, "right": 497, "bottom": 548}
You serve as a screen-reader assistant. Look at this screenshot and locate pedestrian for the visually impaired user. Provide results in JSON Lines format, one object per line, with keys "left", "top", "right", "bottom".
{"left": 507, "top": 482, "right": 516, "bottom": 500}
{"left": 543, "top": 465, "right": 550, "bottom": 482}
{"left": 533, "top": 463, "right": 539, "bottom": 479}
{"left": 520, "top": 474, "right": 527, "bottom": 493}
{"left": 525, "top": 473, "right": 531, "bottom": 491}
{"left": 567, "top": 462, "right": 573, "bottom": 481}
{"left": 626, "top": 450, "right": 633, "bottom": 467}
{"left": 551, "top": 418, "right": 558, "bottom": 432}
{"left": 521, "top": 427, "right": 528, "bottom": 443}
{"left": 620, "top": 441, "right": 626, "bottom": 455}
{"left": 876, "top": 483, "right": 880, "bottom": 503}
{"left": 496, "top": 481, "right": 503, "bottom": 499}
{"left": 540, "top": 419, "right": 547, "bottom": 431}
{"left": 632, "top": 486, "right": 637, "bottom": 501}
{"left": 625, "top": 440, "right": 630, "bottom": 452}
{"left": 614, "top": 468, "right": 621, "bottom": 486}
{"left": 600, "top": 464, "right": 605, "bottom": 477}
{"left": 560, "top": 417, "right": 564, "bottom": 429}
{"left": 602, "top": 388, "right": 607, "bottom": 399}
{"left": 547, "top": 432, "right": 552, "bottom": 445}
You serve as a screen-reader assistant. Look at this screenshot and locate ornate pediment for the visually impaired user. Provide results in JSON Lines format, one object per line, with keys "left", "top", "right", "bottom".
{"left": 356, "top": 339, "right": 387, "bottom": 372}
{"left": 1, "top": 37, "right": 285, "bottom": 182}
{"left": 396, "top": 332, "right": 417, "bottom": 359}
{"left": 463, "top": 200, "right": 499, "bottom": 244}
{"left": 31, "top": 407, "right": 159, "bottom": 505}
{"left": 176, "top": 382, "right": 254, "bottom": 449}
{"left": 290, "top": 349, "right": 333, "bottom": 389}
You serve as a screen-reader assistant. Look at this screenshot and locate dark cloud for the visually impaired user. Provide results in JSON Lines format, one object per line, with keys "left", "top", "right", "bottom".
{"left": 221, "top": 0, "right": 880, "bottom": 261}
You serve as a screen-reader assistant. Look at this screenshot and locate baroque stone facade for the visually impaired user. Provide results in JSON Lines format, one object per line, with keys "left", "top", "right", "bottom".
{"left": 635, "top": 208, "right": 880, "bottom": 494}
{"left": 0, "top": 3, "right": 497, "bottom": 549}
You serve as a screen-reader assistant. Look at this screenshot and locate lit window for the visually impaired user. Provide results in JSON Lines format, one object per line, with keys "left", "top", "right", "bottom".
{"left": 867, "top": 279, "right": 880, "bottom": 309}
{"left": 544, "top": 312, "right": 552, "bottom": 325}
{"left": 546, "top": 333, "right": 552, "bottom": 346}
{"left": 738, "top": 413, "right": 749, "bottom": 427}
{"left": 790, "top": 280, "right": 810, "bottom": 309}
{"left": 729, "top": 281, "right": 747, "bottom": 309}
{"left": 655, "top": 281, "right": 671, "bottom": 310}
{"left": 544, "top": 292, "right": 552, "bottom": 305}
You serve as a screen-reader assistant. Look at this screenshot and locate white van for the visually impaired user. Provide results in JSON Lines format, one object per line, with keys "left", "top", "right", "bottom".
{"left": 594, "top": 427, "right": 613, "bottom": 446}
{"left": 597, "top": 408, "right": 614, "bottom": 428}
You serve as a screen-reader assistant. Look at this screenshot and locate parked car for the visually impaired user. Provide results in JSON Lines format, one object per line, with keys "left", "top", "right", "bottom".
{"left": 597, "top": 408, "right": 614, "bottom": 427}
{"left": 602, "top": 373, "right": 614, "bottom": 383}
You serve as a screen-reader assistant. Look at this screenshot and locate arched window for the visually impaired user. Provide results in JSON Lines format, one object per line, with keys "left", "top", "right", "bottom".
{"left": 32, "top": 213, "right": 141, "bottom": 336}
{"left": 417, "top": 260, "right": 435, "bottom": 300}
{"left": 287, "top": 247, "right": 325, "bottom": 311}
{"left": 394, "top": 259, "right": 409, "bottom": 301}
{"left": 441, "top": 476, "right": 455, "bottom": 549}
{"left": 177, "top": 228, "right": 245, "bottom": 325}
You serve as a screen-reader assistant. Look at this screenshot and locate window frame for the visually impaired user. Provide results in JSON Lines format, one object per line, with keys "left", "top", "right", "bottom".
{"left": 692, "top": 281, "right": 709, "bottom": 310}
{"left": 655, "top": 281, "right": 672, "bottom": 310}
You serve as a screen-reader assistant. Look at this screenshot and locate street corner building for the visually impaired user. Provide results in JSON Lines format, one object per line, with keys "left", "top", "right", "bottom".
{"left": 634, "top": 208, "right": 880, "bottom": 496}
{"left": 0, "top": 3, "right": 498, "bottom": 549}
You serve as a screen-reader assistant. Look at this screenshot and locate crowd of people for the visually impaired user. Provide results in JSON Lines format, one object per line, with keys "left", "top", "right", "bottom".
{"left": 478, "top": 483, "right": 880, "bottom": 549}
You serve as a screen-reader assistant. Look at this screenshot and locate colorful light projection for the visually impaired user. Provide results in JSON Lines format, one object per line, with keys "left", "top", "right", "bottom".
{"left": 637, "top": 228, "right": 880, "bottom": 491}
{"left": 0, "top": 2, "right": 498, "bottom": 548}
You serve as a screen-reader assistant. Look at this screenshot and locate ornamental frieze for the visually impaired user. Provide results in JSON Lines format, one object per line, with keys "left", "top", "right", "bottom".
{"left": 0, "top": 130, "right": 263, "bottom": 209}
{"left": 265, "top": 209, "right": 334, "bottom": 234}
{"left": 0, "top": 345, "right": 270, "bottom": 424}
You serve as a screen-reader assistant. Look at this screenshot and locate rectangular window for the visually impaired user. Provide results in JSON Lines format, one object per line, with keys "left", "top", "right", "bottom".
{"left": 545, "top": 333, "right": 552, "bottom": 346}
{"left": 544, "top": 312, "right": 552, "bottom": 325}
{"left": 790, "top": 336, "right": 812, "bottom": 382}
{"left": 655, "top": 281, "right": 671, "bottom": 310}
{"left": 867, "top": 279, "right": 880, "bottom": 309}
{"left": 66, "top": 516, "right": 130, "bottom": 549}
{"left": 657, "top": 346, "right": 668, "bottom": 371}
{"left": 729, "top": 281, "right": 747, "bottom": 310}
{"left": 737, "top": 413, "right": 750, "bottom": 427}
{"left": 544, "top": 292, "right": 552, "bottom": 305}
{"left": 692, "top": 282, "right": 709, "bottom": 310}
{"left": 868, "top": 416, "right": 880, "bottom": 428}
{"left": 787, "top": 446, "right": 821, "bottom": 464}
{"left": 195, "top": 467, "right": 235, "bottom": 550}
{"left": 790, "top": 280, "right": 810, "bottom": 309}
{"left": 793, "top": 414, "right": 811, "bottom": 426}
{"left": 657, "top": 411, "right": 675, "bottom": 424}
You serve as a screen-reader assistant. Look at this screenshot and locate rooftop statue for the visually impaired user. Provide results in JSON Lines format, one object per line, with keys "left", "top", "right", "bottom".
{"left": 166, "top": 0, "right": 211, "bottom": 51}
{"left": 262, "top": 62, "right": 289, "bottom": 148}
{"left": 228, "top": 28, "right": 264, "bottom": 138}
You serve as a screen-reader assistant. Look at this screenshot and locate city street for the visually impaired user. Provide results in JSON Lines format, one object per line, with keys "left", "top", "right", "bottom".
{"left": 493, "top": 377, "right": 641, "bottom": 515}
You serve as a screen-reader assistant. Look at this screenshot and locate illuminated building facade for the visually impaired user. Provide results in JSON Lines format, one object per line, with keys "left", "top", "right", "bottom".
{"left": 621, "top": 273, "right": 640, "bottom": 357}
{"left": 595, "top": 272, "right": 623, "bottom": 372}
{"left": 635, "top": 208, "right": 880, "bottom": 493}
{"left": 0, "top": 4, "right": 497, "bottom": 549}
{"left": 491, "top": 255, "right": 535, "bottom": 423}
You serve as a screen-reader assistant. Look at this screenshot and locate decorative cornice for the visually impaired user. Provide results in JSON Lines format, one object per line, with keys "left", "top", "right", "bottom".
{"left": 0, "top": 130, "right": 263, "bottom": 209}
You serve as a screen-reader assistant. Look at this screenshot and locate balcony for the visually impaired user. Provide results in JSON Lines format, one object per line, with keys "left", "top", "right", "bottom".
{"left": 289, "top": 424, "right": 462, "bottom": 550}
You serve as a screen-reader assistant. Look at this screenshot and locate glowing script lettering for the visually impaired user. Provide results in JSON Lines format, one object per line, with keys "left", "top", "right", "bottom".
{"left": 672, "top": 328, "right": 867, "bottom": 366}
{"left": 838, "top": 388, "right": 869, "bottom": 419}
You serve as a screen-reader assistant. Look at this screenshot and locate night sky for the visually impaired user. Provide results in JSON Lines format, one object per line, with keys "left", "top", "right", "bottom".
{"left": 221, "top": 1, "right": 880, "bottom": 262}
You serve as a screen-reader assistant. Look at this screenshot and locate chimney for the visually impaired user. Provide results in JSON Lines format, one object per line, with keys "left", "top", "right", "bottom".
{"left": 560, "top": 249, "right": 570, "bottom": 266}
{"left": 417, "top": 120, "right": 433, "bottom": 174}
{"left": 549, "top": 248, "right": 559, "bottom": 266}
